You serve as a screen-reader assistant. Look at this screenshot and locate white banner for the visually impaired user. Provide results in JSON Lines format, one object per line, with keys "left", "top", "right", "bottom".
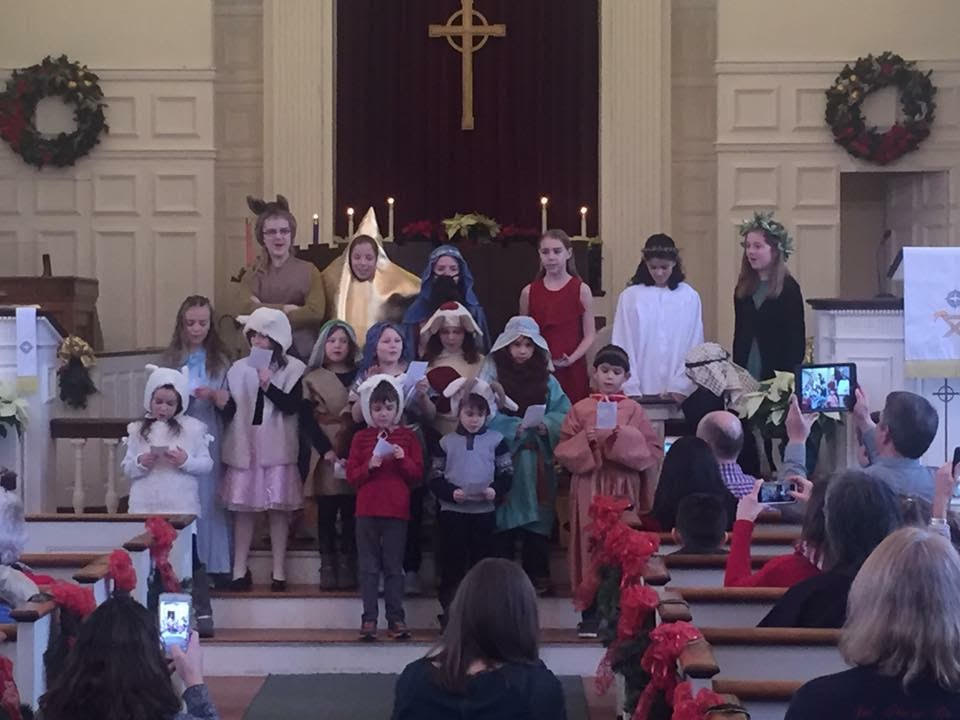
{"left": 14, "top": 307, "right": 38, "bottom": 393}
{"left": 904, "top": 247, "right": 960, "bottom": 378}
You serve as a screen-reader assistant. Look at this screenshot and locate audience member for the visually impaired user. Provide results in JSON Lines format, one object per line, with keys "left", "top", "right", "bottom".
{"left": 671, "top": 493, "right": 728, "bottom": 555}
{"left": 390, "top": 558, "right": 566, "bottom": 720}
{"left": 759, "top": 470, "right": 902, "bottom": 628}
{"left": 786, "top": 527, "right": 960, "bottom": 719}
{"left": 724, "top": 477, "right": 823, "bottom": 588}
{"left": 648, "top": 436, "right": 737, "bottom": 532}
{"left": 782, "top": 390, "right": 937, "bottom": 501}
{"left": 696, "top": 411, "right": 756, "bottom": 498}
{"left": 38, "top": 595, "right": 219, "bottom": 720}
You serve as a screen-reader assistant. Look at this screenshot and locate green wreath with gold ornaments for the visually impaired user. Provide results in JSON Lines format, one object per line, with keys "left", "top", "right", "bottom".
{"left": 0, "top": 55, "right": 108, "bottom": 169}
{"left": 825, "top": 52, "right": 935, "bottom": 165}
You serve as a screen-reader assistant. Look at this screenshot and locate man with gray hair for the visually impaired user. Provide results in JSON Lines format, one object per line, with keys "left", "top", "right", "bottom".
{"left": 696, "top": 411, "right": 757, "bottom": 498}
{"left": 783, "top": 388, "right": 937, "bottom": 502}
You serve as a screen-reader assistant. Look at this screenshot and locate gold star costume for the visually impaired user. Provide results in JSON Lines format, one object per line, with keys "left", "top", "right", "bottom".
{"left": 321, "top": 207, "right": 420, "bottom": 344}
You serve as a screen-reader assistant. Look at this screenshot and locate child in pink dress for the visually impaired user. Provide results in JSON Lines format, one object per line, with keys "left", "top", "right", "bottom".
{"left": 220, "top": 307, "right": 306, "bottom": 592}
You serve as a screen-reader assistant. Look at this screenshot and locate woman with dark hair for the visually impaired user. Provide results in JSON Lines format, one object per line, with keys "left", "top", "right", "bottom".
{"left": 38, "top": 595, "right": 218, "bottom": 720}
{"left": 391, "top": 558, "right": 565, "bottom": 719}
{"left": 732, "top": 212, "right": 805, "bottom": 381}
{"left": 724, "top": 477, "right": 825, "bottom": 587}
{"left": 612, "top": 234, "right": 704, "bottom": 400}
{"left": 759, "top": 470, "right": 903, "bottom": 628}
{"left": 648, "top": 436, "right": 736, "bottom": 532}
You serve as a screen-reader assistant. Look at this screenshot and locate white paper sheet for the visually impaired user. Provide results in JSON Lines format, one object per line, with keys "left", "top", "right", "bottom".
{"left": 247, "top": 346, "right": 274, "bottom": 370}
{"left": 595, "top": 400, "right": 618, "bottom": 430}
{"left": 402, "top": 361, "right": 429, "bottom": 396}
{"left": 333, "top": 460, "right": 347, "bottom": 480}
{"left": 520, "top": 403, "right": 546, "bottom": 430}
{"left": 373, "top": 435, "right": 395, "bottom": 458}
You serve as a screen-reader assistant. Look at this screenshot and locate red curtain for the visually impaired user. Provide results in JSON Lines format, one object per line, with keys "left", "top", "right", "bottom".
{"left": 335, "top": 0, "right": 599, "bottom": 237}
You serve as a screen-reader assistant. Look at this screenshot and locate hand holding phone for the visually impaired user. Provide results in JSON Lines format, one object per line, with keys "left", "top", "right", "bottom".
{"left": 159, "top": 592, "right": 192, "bottom": 654}
{"left": 757, "top": 480, "right": 798, "bottom": 505}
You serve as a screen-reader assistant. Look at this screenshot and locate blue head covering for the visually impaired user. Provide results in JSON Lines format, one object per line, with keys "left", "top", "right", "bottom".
{"left": 359, "top": 321, "right": 410, "bottom": 375}
{"left": 402, "top": 245, "right": 490, "bottom": 353}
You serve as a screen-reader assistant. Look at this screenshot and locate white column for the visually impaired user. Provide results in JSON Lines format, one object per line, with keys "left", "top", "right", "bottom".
{"left": 103, "top": 439, "right": 120, "bottom": 514}
{"left": 69, "top": 439, "right": 86, "bottom": 515}
{"left": 262, "top": 0, "right": 336, "bottom": 246}
{"left": 599, "top": 0, "right": 672, "bottom": 314}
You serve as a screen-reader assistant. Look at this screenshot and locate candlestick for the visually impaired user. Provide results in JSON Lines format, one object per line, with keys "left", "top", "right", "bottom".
{"left": 580, "top": 206, "right": 588, "bottom": 239}
{"left": 347, "top": 207, "right": 355, "bottom": 237}
{"left": 387, "top": 197, "right": 395, "bottom": 240}
{"left": 244, "top": 218, "right": 254, "bottom": 266}
{"left": 312, "top": 213, "right": 319, "bottom": 246}
{"left": 540, "top": 196, "right": 548, "bottom": 234}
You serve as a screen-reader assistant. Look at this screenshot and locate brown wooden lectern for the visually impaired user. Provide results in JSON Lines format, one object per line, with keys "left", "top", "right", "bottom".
{"left": 0, "top": 277, "right": 102, "bottom": 350}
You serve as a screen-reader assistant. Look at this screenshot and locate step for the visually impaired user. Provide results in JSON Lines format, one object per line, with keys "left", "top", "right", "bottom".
{"left": 245, "top": 549, "right": 571, "bottom": 586}
{"left": 201, "top": 628, "right": 605, "bottom": 677}
{"left": 211, "top": 584, "right": 581, "bottom": 630}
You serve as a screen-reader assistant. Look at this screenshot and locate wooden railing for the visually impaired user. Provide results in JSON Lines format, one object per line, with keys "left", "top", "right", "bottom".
{"left": 49, "top": 418, "right": 131, "bottom": 513}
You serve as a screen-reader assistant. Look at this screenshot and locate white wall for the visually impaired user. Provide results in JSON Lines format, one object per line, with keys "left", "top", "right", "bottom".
{"left": 0, "top": 1, "right": 215, "bottom": 351}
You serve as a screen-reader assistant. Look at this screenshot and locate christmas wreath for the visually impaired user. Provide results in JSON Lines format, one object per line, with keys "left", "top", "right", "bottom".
{"left": 825, "top": 52, "right": 936, "bottom": 165}
{"left": 0, "top": 55, "right": 108, "bottom": 169}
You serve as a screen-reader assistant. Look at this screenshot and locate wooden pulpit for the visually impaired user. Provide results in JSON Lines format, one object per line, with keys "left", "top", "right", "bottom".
{"left": 0, "top": 277, "right": 103, "bottom": 350}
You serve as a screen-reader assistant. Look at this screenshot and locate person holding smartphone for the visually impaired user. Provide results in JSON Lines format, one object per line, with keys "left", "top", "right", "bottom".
{"left": 38, "top": 595, "right": 219, "bottom": 720}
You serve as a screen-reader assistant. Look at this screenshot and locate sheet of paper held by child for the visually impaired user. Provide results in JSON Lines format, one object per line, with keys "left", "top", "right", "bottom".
{"left": 373, "top": 435, "right": 396, "bottom": 458}
{"left": 595, "top": 400, "right": 618, "bottom": 430}
{"left": 150, "top": 445, "right": 169, "bottom": 464}
{"left": 519, "top": 404, "right": 546, "bottom": 430}
{"left": 402, "top": 361, "right": 428, "bottom": 398}
{"left": 463, "top": 482, "right": 490, "bottom": 499}
{"left": 247, "top": 346, "right": 273, "bottom": 370}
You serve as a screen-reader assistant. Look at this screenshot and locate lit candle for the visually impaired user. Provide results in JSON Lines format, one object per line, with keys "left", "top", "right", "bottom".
{"left": 347, "top": 207, "right": 355, "bottom": 237}
{"left": 312, "top": 213, "right": 319, "bottom": 245}
{"left": 387, "top": 197, "right": 395, "bottom": 240}
{"left": 540, "top": 196, "right": 548, "bottom": 234}
{"left": 580, "top": 206, "right": 588, "bottom": 238}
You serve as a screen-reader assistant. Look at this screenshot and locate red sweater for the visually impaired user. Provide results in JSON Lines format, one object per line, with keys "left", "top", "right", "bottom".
{"left": 346, "top": 426, "right": 423, "bottom": 519}
{"left": 723, "top": 519, "right": 821, "bottom": 588}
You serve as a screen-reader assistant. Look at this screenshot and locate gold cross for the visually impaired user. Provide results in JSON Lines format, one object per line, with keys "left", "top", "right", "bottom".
{"left": 428, "top": 0, "right": 506, "bottom": 130}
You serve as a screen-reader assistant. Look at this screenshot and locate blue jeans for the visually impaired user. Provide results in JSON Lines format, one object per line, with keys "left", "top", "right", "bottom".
{"left": 356, "top": 516, "right": 407, "bottom": 624}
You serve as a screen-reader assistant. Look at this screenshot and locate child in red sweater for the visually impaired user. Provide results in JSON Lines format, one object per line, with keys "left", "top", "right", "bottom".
{"left": 346, "top": 374, "right": 423, "bottom": 641}
{"left": 723, "top": 477, "right": 823, "bottom": 588}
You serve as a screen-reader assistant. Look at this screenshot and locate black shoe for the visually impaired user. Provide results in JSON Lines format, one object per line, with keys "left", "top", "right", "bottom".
{"left": 271, "top": 577, "right": 287, "bottom": 592}
{"left": 577, "top": 618, "right": 600, "bottom": 639}
{"left": 228, "top": 569, "right": 252, "bottom": 591}
{"left": 197, "top": 614, "right": 215, "bottom": 639}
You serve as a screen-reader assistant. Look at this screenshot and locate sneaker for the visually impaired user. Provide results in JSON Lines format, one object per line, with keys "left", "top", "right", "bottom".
{"left": 532, "top": 577, "right": 553, "bottom": 597}
{"left": 359, "top": 621, "right": 377, "bottom": 642}
{"left": 388, "top": 621, "right": 411, "bottom": 640}
{"left": 404, "top": 572, "right": 422, "bottom": 596}
{"left": 577, "top": 618, "right": 600, "bottom": 639}
{"left": 319, "top": 554, "right": 338, "bottom": 590}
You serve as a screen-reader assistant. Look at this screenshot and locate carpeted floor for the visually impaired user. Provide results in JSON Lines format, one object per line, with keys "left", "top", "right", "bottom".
{"left": 242, "top": 672, "right": 590, "bottom": 720}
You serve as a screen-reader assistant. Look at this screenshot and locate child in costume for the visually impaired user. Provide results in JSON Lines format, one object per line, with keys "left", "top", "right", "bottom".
{"left": 519, "top": 230, "right": 595, "bottom": 403}
{"left": 554, "top": 344, "right": 661, "bottom": 636}
{"left": 220, "top": 308, "right": 306, "bottom": 592}
{"left": 481, "top": 315, "right": 571, "bottom": 594}
{"left": 419, "top": 302, "right": 485, "bottom": 437}
{"left": 159, "top": 295, "right": 233, "bottom": 584}
{"left": 122, "top": 364, "right": 213, "bottom": 516}
{"left": 346, "top": 374, "right": 423, "bottom": 641}
{"left": 429, "top": 377, "right": 514, "bottom": 622}
{"left": 303, "top": 320, "right": 361, "bottom": 589}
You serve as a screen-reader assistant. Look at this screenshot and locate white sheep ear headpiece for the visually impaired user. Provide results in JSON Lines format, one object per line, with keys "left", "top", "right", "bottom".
{"left": 443, "top": 377, "right": 517, "bottom": 419}
{"left": 142, "top": 364, "right": 191, "bottom": 417}
{"left": 356, "top": 373, "right": 406, "bottom": 427}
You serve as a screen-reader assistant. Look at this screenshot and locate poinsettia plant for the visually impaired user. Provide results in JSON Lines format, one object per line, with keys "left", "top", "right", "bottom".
{"left": 732, "top": 371, "right": 840, "bottom": 439}
{"left": 441, "top": 212, "right": 501, "bottom": 241}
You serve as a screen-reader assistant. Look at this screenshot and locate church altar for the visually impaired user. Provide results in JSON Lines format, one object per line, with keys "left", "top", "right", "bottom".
{"left": 809, "top": 297, "right": 958, "bottom": 469}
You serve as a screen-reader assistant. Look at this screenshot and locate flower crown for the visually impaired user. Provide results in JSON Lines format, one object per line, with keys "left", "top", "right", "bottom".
{"left": 737, "top": 211, "right": 795, "bottom": 261}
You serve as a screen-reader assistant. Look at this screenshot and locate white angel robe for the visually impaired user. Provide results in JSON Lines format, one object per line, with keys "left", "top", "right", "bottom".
{"left": 611, "top": 282, "right": 704, "bottom": 398}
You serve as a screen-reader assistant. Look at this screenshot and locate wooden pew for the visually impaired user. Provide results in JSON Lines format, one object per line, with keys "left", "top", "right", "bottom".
{"left": 712, "top": 680, "right": 801, "bottom": 720}
{"left": 9, "top": 599, "right": 55, "bottom": 710}
{"left": 656, "top": 525, "right": 801, "bottom": 556}
{"left": 661, "top": 553, "right": 778, "bottom": 586}
{"left": 660, "top": 587, "right": 784, "bottom": 627}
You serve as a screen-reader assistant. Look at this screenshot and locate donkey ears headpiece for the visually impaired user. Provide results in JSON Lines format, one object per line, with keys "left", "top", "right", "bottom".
{"left": 247, "top": 194, "right": 290, "bottom": 216}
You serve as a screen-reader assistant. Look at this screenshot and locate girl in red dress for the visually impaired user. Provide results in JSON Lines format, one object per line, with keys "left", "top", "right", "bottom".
{"left": 519, "top": 230, "right": 595, "bottom": 403}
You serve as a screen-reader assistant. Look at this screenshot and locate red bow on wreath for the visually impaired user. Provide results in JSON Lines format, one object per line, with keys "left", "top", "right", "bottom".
{"left": 108, "top": 549, "right": 137, "bottom": 595}
{"left": 671, "top": 681, "right": 727, "bottom": 720}
{"left": 145, "top": 517, "right": 181, "bottom": 593}
{"left": 0, "top": 656, "right": 23, "bottom": 720}
{"left": 634, "top": 621, "right": 703, "bottom": 720}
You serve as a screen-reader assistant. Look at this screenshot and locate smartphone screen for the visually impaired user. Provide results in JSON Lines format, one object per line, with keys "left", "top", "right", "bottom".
{"left": 158, "top": 593, "right": 191, "bottom": 653}
{"left": 758, "top": 481, "right": 797, "bottom": 505}
{"left": 796, "top": 363, "right": 856, "bottom": 414}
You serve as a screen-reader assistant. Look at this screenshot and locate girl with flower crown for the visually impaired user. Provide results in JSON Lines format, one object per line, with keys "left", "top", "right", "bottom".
{"left": 733, "top": 212, "right": 805, "bottom": 381}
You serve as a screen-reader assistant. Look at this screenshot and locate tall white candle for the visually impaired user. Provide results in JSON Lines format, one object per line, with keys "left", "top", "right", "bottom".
{"left": 540, "top": 196, "right": 548, "bottom": 234}
{"left": 387, "top": 197, "right": 395, "bottom": 240}
{"left": 580, "top": 206, "right": 588, "bottom": 238}
{"left": 347, "top": 207, "right": 355, "bottom": 237}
